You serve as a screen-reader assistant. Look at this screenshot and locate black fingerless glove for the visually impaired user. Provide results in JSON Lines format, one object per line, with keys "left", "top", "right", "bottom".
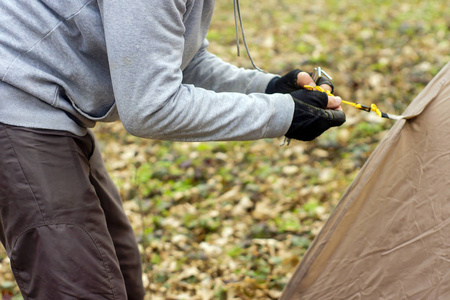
{"left": 266, "top": 69, "right": 334, "bottom": 94}
{"left": 315, "top": 75, "right": 334, "bottom": 93}
{"left": 266, "top": 69, "right": 302, "bottom": 94}
{"left": 286, "top": 90, "right": 346, "bottom": 141}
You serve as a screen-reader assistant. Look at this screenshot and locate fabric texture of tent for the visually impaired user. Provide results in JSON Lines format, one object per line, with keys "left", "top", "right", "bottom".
{"left": 281, "top": 62, "right": 450, "bottom": 300}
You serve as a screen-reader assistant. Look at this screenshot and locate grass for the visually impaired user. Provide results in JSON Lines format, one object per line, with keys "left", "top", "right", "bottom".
{"left": 0, "top": 0, "right": 448, "bottom": 298}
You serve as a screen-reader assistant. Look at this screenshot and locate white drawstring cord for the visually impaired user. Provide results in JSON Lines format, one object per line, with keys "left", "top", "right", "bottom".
{"left": 233, "top": 0, "right": 264, "bottom": 72}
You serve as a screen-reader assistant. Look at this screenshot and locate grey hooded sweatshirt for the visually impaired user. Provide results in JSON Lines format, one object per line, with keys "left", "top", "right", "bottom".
{"left": 0, "top": 0, "right": 294, "bottom": 141}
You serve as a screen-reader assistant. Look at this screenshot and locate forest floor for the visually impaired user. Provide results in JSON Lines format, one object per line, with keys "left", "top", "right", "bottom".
{"left": 0, "top": 0, "right": 448, "bottom": 299}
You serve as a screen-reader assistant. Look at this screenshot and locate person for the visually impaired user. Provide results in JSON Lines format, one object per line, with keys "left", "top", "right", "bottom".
{"left": 0, "top": 0, "right": 345, "bottom": 299}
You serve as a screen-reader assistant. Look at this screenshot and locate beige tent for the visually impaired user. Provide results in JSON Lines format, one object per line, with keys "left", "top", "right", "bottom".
{"left": 281, "top": 63, "right": 450, "bottom": 300}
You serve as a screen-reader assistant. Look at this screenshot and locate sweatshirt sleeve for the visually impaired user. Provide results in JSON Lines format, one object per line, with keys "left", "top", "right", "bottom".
{"left": 98, "top": 0, "right": 294, "bottom": 141}
{"left": 183, "top": 40, "right": 276, "bottom": 94}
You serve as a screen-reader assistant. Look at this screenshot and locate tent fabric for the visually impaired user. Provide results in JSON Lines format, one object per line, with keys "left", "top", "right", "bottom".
{"left": 281, "top": 62, "right": 450, "bottom": 300}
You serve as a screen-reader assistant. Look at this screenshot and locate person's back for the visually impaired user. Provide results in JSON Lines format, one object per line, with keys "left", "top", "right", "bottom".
{"left": 0, "top": 1, "right": 116, "bottom": 134}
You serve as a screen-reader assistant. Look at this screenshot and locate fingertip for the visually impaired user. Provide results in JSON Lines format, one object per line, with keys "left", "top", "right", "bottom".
{"left": 320, "top": 84, "right": 333, "bottom": 92}
{"left": 326, "top": 96, "right": 342, "bottom": 109}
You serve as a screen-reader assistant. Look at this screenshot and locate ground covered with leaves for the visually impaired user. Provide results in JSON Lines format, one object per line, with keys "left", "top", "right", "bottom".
{"left": 0, "top": 0, "right": 448, "bottom": 299}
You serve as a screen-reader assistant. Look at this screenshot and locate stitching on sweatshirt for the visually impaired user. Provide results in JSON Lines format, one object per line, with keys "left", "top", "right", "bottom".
{"left": 2, "top": 0, "right": 94, "bottom": 81}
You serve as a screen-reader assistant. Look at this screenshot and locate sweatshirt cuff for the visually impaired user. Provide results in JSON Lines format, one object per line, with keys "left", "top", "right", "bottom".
{"left": 247, "top": 72, "right": 279, "bottom": 94}
{"left": 263, "top": 93, "right": 295, "bottom": 138}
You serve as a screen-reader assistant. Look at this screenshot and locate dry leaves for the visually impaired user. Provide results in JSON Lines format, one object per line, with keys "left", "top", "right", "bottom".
{"left": 0, "top": 0, "right": 448, "bottom": 298}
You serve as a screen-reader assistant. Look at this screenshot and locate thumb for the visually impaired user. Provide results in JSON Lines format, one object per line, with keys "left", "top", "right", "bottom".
{"left": 297, "top": 71, "right": 316, "bottom": 88}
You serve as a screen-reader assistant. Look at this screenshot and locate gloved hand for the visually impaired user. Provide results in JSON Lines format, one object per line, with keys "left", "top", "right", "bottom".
{"left": 266, "top": 69, "right": 334, "bottom": 94}
{"left": 286, "top": 89, "right": 345, "bottom": 141}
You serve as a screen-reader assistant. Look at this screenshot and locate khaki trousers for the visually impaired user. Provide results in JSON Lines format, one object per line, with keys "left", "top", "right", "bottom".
{"left": 0, "top": 123, "right": 144, "bottom": 299}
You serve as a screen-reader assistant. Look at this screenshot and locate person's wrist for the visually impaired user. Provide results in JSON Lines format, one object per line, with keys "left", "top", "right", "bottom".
{"left": 265, "top": 76, "right": 280, "bottom": 94}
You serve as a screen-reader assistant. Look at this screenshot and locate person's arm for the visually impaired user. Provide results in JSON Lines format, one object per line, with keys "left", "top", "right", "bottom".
{"left": 182, "top": 40, "right": 276, "bottom": 94}
{"left": 98, "top": 0, "right": 293, "bottom": 142}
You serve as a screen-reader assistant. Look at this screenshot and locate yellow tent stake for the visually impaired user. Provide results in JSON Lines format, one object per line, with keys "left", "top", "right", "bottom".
{"left": 304, "top": 85, "right": 397, "bottom": 119}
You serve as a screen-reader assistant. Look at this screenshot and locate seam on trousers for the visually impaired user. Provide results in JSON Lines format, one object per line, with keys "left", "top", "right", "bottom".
{"left": 9, "top": 258, "right": 26, "bottom": 299}
{"left": 11, "top": 222, "right": 118, "bottom": 300}
{"left": 82, "top": 133, "right": 119, "bottom": 300}
{"left": 2, "top": 126, "right": 47, "bottom": 223}
{"left": 66, "top": 134, "right": 118, "bottom": 299}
